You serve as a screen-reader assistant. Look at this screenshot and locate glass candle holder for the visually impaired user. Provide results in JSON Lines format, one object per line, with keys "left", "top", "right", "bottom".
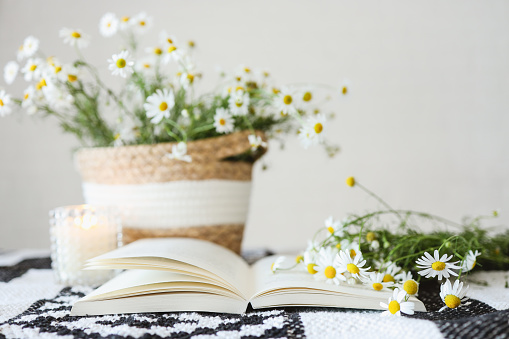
{"left": 49, "top": 205, "right": 122, "bottom": 286}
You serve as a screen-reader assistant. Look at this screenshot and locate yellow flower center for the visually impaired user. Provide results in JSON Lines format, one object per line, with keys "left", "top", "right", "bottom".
{"left": 372, "top": 283, "right": 383, "bottom": 291}
{"left": 154, "top": 48, "right": 162, "bottom": 55}
{"left": 244, "top": 67, "right": 251, "bottom": 73}
{"left": 122, "top": 16, "right": 129, "bottom": 22}
{"left": 272, "top": 88, "right": 280, "bottom": 94}
{"left": 0, "top": 99, "right": 3, "bottom": 106}
{"left": 366, "top": 232, "right": 376, "bottom": 242}
{"left": 219, "top": 118, "right": 226, "bottom": 126}
{"left": 263, "top": 71, "right": 270, "bottom": 77}
{"left": 314, "top": 123, "right": 323, "bottom": 134}
{"left": 116, "top": 58, "right": 126, "bottom": 68}
{"left": 324, "top": 266, "right": 336, "bottom": 279}
{"left": 114, "top": 133, "right": 120, "bottom": 140}
{"left": 29, "top": 64, "right": 37, "bottom": 72}
{"left": 188, "top": 41, "right": 195, "bottom": 47}
{"left": 342, "top": 86, "right": 348, "bottom": 95}
{"left": 54, "top": 66, "right": 62, "bottom": 74}
{"left": 346, "top": 176, "right": 355, "bottom": 187}
{"left": 403, "top": 280, "right": 418, "bottom": 295}
{"left": 235, "top": 76, "right": 242, "bottom": 82}
{"left": 187, "top": 74, "right": 195, "bottom": 83}
{"left": 24, "top": 93, "right": 29, "bottom": 100}
{"left": 327, "top": 226, "right": 334, "bottom": 234}
{"left": 283, "top": 95, "right": 292, "bottom": 105}
{"left": 472, "top": 260, "right": 476, "bottom": 268}
{"left": 350, "top": 249, "right": 356, "bottom": 258}
{"left": 295, "top": 255, "right": 303, "bottom": 263}
{"left": 444, "top": 294, "right": 461, "bottom": 309}
{"left": 143, "top": 63, "right": 151, "bottom": 68}
{"left": 307, "top": 263, "right": 317, "bottom": 274}
{"left": 347, "top": 263, "right": 359, "bottom": 274}
{"left": 388, "top": 300, "right": 400, "bottom": 314}
{"left": 383, "top": 274, "right": 395, "bottom": 283}
{"left": 235, "top": 86, "right": 244, "bottom": 92}
{"left": 159, "top": 102, "right": 168, "bottom": 111}
{"left": 335, "top": 243, "right": 341, "bottom": 249}
{"left": 303, "top": 92, "right": 312, "bottom": 102}
{"left": 235, "top": 99, "right": 243, "bottom": 107}
{"left": 71, "top": 31, "right": 81, "bottom": 38}
{"left": 168, "top": 46, "right": 177, "bottom": 53}
{"left": 432, "top": 261, "right": 446, "bottom": 271}
{"left": 167, "top": 38, "right": 174, "bottom": 44}
{"left": 139, "top": 20, "right": 146, "bottom": 26}
{"left": 68, "top": 74, "right": 78, "bottom": 82}
{"left": 35, "top": 78, "right": 47, "bottom": 91}
{"left": 271, "top": 262, "right": 275, "bottom": 271}
{"left": 107, "top": 22, "right": 112, "bottom": 28}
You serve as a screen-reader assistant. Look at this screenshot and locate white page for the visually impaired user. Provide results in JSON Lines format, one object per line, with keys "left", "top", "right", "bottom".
{"left": 88, "top": 238, "right": 251, "bottom": 298}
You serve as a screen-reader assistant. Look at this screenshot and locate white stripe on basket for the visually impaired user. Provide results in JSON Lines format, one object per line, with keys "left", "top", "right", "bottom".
{"left": 82, "top": 180, "right": 252, "bottom": 228}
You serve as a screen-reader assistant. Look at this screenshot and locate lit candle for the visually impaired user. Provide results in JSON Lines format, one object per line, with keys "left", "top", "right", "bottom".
{"left": 49, "top": 205, "right": 121, "bottom": 286}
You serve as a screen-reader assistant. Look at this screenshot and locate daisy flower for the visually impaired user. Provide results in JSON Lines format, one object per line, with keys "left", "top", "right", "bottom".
{"left": 380, "top": 262, "right": 403, "bottom": 283}
{"left": 179, "top": 72, "right": 197, "bottom": 89}
{"left": 248, "top": 134, "right": 267, "bottom": 151}
{"left": 21, "top": 58, "right": 43, "bottom": 82}
{"left": 3, "top": 61, "right": 19, "bottom": 84}
{"left": 144, "top": 88, "right": 175, "bottom": 124}
{"left": 306, "top": 113, "right": 327, "bottom": 142}
{"left": 134, "top": 57, "right": 156, "bottom": 74}
{"left": 119, "top": 15, "right": 132, "bottom": 30}
{"left": 21, "top": 86, "right": 39, "bottom": 115}
{"left": 439, "top": 279, "right": 469, "bottom": 311}
{"left": 59, "top": 28, "right": 90, "bottom": 49}
{"left": 213, "top": 108, "right": 234, "bottom": 134}
{"left": 22, "top": 36, "right": 39, "bottom": 58}
{"left": 131, "top": 12, "right": 152, "bottom": 34}
{"left": 163, "top": 44, "right": 182, "bottom": 64}
{"left": 108, "top": 50, "right": 134, "bottom": 78}
{"left": 461, "top": 250, "right": 481, "bottom": 273}
{"left": 380, "top": 288, "right": 415, "bottom": 316}
{"left": 336, "top": 249, "right": 370, "bottom": 281}
{"left": 314, "top": 247, "right": 345, "bottom": 285}
{"left": 99, "top": 12, "right": 119, "bottom": 37}
{"left": 344, "top": 241, "right": 361, "bottom": 260}
{"left": 145, "top": 46, "right": 164, "bottom": 57}
{"left": 416, "top": 250, "right": 460, "bottom": 281}
{"left": 399, "top": 271, "right": 419, "bottom": 296}
{"left": 324, "top": 216, "right": 345, "bottom": 237}
{"left": 228, "top": 89, "right": 250, "bottom": 116}
{"left": 61, "top": 64, "right": 81, "bottom": 83}
{"left": 362, "top": 272, "right": 394, "bottom": 291}
{"left": 271, "top": 256, "right": 286, "bottom": 273}
{"left": 275, "top": 87, "right": 297, "bottom": 116}
{"left": 166, "top": 142, "right": 192, "bottom": 162}
{"left": 0, "top": 90, "right": 13, "bottom": 117}
{"left": 298, "top": 87, "right": 314, "bottom": 108}
{"left": 303, "top": 250, "right": 318, "bottom": 275}
{"left": 297, "top": 125, "right": 314, "bottom": 149}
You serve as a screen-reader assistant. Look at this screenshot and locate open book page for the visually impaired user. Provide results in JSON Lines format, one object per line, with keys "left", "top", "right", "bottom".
{"left": 86, "top": 238, "right": 251, "bottom": 299}
{"left": 249, "top": 256, "right": 426, "bottom": 312}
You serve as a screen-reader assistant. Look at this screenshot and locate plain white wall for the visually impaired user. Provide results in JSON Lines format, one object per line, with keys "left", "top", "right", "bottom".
{"left": 0, "top": 0, "right": 507, "bottom": 252}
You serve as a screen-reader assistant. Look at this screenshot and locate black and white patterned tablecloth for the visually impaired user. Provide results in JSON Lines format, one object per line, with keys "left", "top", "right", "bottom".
{"left": 0, "top": 250, "right": 508, "bottom": 339}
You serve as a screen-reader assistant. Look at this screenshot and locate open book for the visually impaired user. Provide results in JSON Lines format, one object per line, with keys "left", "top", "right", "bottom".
{"left": 71, "top": 238, "right": 426, "bottom": 316}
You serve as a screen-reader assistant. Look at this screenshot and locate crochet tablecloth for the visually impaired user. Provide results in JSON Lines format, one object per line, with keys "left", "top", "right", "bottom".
{"left": 0, "top": 249, "right": 508, "bottom": 339}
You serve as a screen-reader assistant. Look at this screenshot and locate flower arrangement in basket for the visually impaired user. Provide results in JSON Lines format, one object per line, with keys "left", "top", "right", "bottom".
{"left": 1, "top": 12, "right": 344, "bottom": 253}
{"left": 271, "top": 177, "right": 509, "bottom": 315}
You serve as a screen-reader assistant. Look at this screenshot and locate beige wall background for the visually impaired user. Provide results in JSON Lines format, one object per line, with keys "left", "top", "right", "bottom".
{"left": 0, "top": 0, "right": 507, "bottom": 252}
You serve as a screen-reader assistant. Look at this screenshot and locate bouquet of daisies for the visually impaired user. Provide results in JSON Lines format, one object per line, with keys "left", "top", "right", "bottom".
{"left": 271, "top": 177, "right": 508, "bottom": 316}
{"left": 1, "top": 11, "right": 343, "bottom": 161}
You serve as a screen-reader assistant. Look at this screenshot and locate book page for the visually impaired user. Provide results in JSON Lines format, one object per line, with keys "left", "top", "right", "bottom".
{"left": 249, "top": 255, "right": 426, "bottom": 312}
{"left": 87, "top": 238, "right": 251, "bottom": 299}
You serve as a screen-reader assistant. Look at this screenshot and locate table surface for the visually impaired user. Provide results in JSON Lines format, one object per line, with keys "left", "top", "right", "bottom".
{"left": 0, "top": 249, "right": 508, "bottom": 339}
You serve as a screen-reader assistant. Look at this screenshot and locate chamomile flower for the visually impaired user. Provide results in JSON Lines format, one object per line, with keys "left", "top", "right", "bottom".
{"left": 0, "top": 90, "right": 13, "bottom": 117}
{"left": 416, "top": 250, "right": 460, "bottom": 281}
{"left": 297, "top": 125, "right": 314, "bottom": 149}
{"left": 108, "top": 50, "right": 134, "bottom": 78}
{"left": 21, "top": 86, "right": 39, "bottom": 115}
{"left": 3, "top": 61, "right": 19, "bottom": 84}
{"left": 344, "top": 241, "right": 361, "bottom": 260}
{"left": 179, "top": 72, "right": 197, "bottom": 89}
{"left": 99, "top": 12, "right": 119, "bottom": 37}
{"left": 439, "top": 279, "right": 469, "bottom": 311}
{"left": 45, "top": 57, "right": 65, "bottom": 80}
{"left": 42, "top": 84, "right": 74, "bottom": 110}
{"left": 17, "top": 45, "right": 26, "bottom": 62}
{"left": 324, "top": 216, "right": 345, "bottom": 237}
{"left": 298, "top": 87, "right": 314, "bottom": 108}
{"left": 213, "top": 108, "right": 234, "bottom": 134}
{"left": 145, "top": 46, "right": 164, "bottom": 57}
{"left": 271, "top": 256, "right": 286, "bottom": 273}
{"left": 228, "top": 89, "right": 250, "bottom": 116}
{"left": 362, "top": 272, "right": 394, "bottom": 291}
{"left": 119, "top": 15, "right": 132, "bottom": 30}
{"left": 163, "top": 44, "right": 182, "bottom": 64}
{"left": 314, "top": 247, "right": 345, "bottom": 285}
{"left": 399, "top": 271, "right": 419, "bottom": 296}
{"left": 380, "top": 288, "right": 415, "bottom": 316}
{"left": 131, "top": 12, "right": 152, "bottom": 34}
{"left": 306, "top": 113, "right": 326, "bottom": 142}
{"left": 248, "top": 134, "right": 267, "bottom": 151}
{"left": 144, "top": 89, "right": 175, "bottom": 124}
{"left": 59, "top": 28, "right": 90, "bottom": 49}
{"left": 303, "top": 250, "right": 318, "bottom": 274}
{"left": 336, "top": 249, "right": 370, "bottom": 281}
{"left": 380, "top": 262, "right": 403, "bottom": 283}
{"left": 61, "top": 64, "right": 81, "bottom": 83}
{"left": 134, "top": 57, "right": 156, "bottom": 74}
{"left": 275, "top": 88, "right": 297, "bottom": 116}
{"left": 21, "top": 58, "right": 43, "bottom": 82}
{"left": 166, "top": 142, "right": 192, "bottom": 163}
{"left": 461, "top": 250, "right": 481, "bottom": 273}
{"left": 22, "top": 36, "right": 39, "bottom": 58}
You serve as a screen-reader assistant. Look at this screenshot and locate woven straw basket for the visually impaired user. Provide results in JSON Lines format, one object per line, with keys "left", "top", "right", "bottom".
{"left": 74, "top": 130, "right": 266, "bottom": 254}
